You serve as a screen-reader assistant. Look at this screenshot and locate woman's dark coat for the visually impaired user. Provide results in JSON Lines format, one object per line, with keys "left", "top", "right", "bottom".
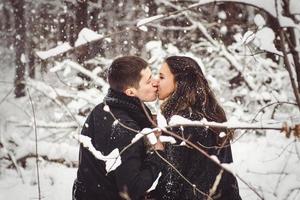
{"left": 150, "top": 109, "right": 242, "bottom": 200}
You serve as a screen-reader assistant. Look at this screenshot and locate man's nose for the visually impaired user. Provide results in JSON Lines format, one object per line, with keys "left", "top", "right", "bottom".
{"left": 151, "top": 79, "right": 158, "bottom": 87}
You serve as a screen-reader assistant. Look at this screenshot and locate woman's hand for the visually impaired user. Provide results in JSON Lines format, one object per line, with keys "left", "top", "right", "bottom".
{"left": 153, "top": 129, "right": 164, "bottom": 151}
{"left": 153, "top": 139, "right": 164, "bottom": 151}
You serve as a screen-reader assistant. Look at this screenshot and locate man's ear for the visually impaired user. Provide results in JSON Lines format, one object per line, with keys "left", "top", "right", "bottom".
{"left": 124, "top": 87, "right": 136, "bottom": 97}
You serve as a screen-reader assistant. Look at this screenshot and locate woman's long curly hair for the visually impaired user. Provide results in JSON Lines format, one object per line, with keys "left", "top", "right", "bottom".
{"left": 161, "top": 56, "right": 233, "bottom": 141}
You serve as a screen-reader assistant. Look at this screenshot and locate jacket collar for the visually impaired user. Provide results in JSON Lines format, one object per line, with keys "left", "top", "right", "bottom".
{"left": 104, "top": 88, "right": 153, "bottom": 128}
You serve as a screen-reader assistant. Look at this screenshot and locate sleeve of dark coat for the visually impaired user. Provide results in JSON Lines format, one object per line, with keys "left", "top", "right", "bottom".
{"left": 111, "top": 120, "right": 165, "bottom": 200}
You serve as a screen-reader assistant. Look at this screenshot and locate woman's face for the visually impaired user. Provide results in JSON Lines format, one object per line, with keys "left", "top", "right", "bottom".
{"left": 158, "top": 62, "right": 176, "bottom": 100}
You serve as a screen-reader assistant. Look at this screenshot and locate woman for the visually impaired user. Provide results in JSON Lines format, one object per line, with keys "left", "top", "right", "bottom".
{"left": 151, "top": 56, "right": 241, "bottom": 200}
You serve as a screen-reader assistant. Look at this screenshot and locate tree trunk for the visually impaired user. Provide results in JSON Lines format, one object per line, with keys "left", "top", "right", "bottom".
{"left": 282, "top": 0, "right": 300, "bottom": 92}
{"left": 69, "top": 16, "right": 76, "bottom": 47}
{"left": 90, "top": 8, "right": 100, "bottom": 31}
{"left": 75, "top": 0, "right": 88, "bottom": 36}
{"left": 288, "top": 27, "right": 300, "bottom": 93}
{"left": 28, "top": 40, "right": 35, "bottom": 78}
{"left": 11, "top": 0, "right": 26, "bottom": 97}
{"left": 58, "top": 13, "right": 68, "bottom": 42}
{"left": 26, "top": 6, "right": 36, "bottom": 79}
{"left": 3, "top": 4, "right": 11, "bottom": 30}
{"left": 75, "top": 0, "right": 88, "bottom": 63}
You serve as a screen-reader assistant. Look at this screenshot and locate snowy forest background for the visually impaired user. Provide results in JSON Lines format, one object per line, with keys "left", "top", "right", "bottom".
{"left": 0, "top": 0, "right": 300, "bottom": 199}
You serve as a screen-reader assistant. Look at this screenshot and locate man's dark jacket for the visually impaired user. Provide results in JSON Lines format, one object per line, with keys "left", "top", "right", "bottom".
{"left": 73, "top": 89, "right": 165, "bottom": 200}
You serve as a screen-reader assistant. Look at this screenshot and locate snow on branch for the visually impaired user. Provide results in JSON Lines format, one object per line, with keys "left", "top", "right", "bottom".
{"left": 131, "top": 127, "right": 177, "bottom": 145}
{"left": 36, "top": 28, "right": 103, "bottom": 60}
{"left": 74, "top": 28, "right": 103, "bottom": 46}
{"left": 161, "top": 0, "right": 299, "bottom": 28}
{"left": 14, "top": 120, "right": 78, "bottom": 129}
{"left": 77, "top": 135, "right": 121, "bottom": 173}
{"left": 36, "top": 42, "right": 72, "bottom": 60}
{"left": 27, "top": 77, "right": 102, "bottom": 107}
{"left": 146, "top": 172, "right": 162, "bottom": 192}
{"left": 50, "top": 59, "right": 108, "bottom": 88}
{"left": 136, "top": 15, "right": 165, "bottom": 27}
{"left": 167, "top": 115, "right": 300, "bottom": 139}
{"left": 35, "top": 0, "right": 299, "bottom": 61}
{"left": 76, "top": 126, "right": 176, "bottom": 174}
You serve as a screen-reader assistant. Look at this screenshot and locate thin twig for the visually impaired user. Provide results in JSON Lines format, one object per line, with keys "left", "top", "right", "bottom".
{"left": 294, "top": 141, "right": 300, "bottom": 160}
{"left": 208, "top": 169, "right": 224, "bottom": 199}
{"left": 105, "top": 127, "right": 159, "bottom": 174}
{"left": 27, "top": 79, "right": 81, "bottom": 127}
{"left": 0, "top": 87, "right": 13, "bottom": 106}
{"left": 0, "top": 80, "right": 14, "bottom": 84}
{"left": 103, "top": 103, "right": 139, "bottom": 134}
{"left": 273, "top": 146, "right": 293, "bottom": 196}
{"left": 27, "top": 88, "right": 41, "bottom": 200}
{"left": 140, "top": 101, "right": 157, "bottom": 126}
{"left": 284, "top": 187, "right": 300, "bottom": 200}
{"left": 167, "top": 122, "right": 284, "bottom": 131}
{"left": 42, "top": 78, "right": 82, "bottom": 127}
{"left": 251, "top": 101, "right": 297, "bottom": 123}
{"left": 0, "top": 134, "right": 25, "bottom": 183}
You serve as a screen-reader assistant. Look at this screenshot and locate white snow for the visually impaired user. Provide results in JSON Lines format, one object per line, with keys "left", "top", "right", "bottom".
{"left": 36, "top": 42, "right": 72, "bottom": 60}
{"left": 0, "top": 164, "right": 76, "bottom": 200}
{"left": 131, "top": 133, "right": 145, "bottom": 144}
{"left": 156, "top": 110, "right": 168, "bottom": 130}
{"left": 21, "top": 54, "right": 27, "bottom": 63}
{"left": 219, "top": 132, "right": 226, "bottom": 138}
{"left": 103, "top": 105, "right": 110, "bottom": 112}
{"left": 147, "top": 172, "right": 162, "bottom": 192}
{"left": 241, "top": 31, "right": 256, "bottom": 45}
{"left": 218, "top": 11, "right": 227, "bottom": 20}
{"left": 210, "top": 155, "right": 221, "bottom": 164}
{"left": 254, "top": 27, "right": 283, "bottom": 55}
{"left": 1, "top": 2, "right": 300, "bottom": 199}
{"left": 36, "top": 28, "right": 103, "bottom": 60}
{"left": 78, "top": 135, "right": 121, "bottom": 173}
{"left": 146, "top": 132, "right": 158, "bottom": 145}
{"left": 159, "top": 136, "right": 176, "bottom": 144}
{"left": 254, "top": 14, "right": 266, "bottom": 28}
{"left": 74, "top": 28, "right": 103, "bottom": 47}
{"left": 136, "top": 14, "right": 164, "bottom": 27}
{"left": 289, "top": 0, "right": 300, "bottom": 15}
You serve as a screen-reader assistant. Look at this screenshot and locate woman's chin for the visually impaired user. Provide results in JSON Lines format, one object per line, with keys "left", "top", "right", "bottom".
{"left": 158, "top": 94, "right": 166, "bottom": 101}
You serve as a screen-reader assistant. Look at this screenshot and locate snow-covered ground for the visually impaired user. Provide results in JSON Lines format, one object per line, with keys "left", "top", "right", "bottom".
{"left": 233, "top": 132, "right": 300, "bottom": 200}
{"left": 0, "top": 132, "right": 299, "bottom": 200}
{"left": 0, "top": 163, "right": 76, "bottom": 200}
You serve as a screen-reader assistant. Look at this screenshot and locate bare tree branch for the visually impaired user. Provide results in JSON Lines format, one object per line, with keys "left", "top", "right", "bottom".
{"left": 250, "top": 101, "right": 297, "bottom": 123}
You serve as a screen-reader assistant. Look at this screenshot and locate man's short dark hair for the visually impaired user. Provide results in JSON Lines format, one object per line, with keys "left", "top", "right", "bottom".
{"left": 107, "top": 56, "right": 148, "bottom": 91}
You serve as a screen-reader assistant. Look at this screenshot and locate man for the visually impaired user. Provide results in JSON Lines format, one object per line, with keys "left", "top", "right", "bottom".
{"left": 72, "top": 56, "right": 165, "bottom": 200}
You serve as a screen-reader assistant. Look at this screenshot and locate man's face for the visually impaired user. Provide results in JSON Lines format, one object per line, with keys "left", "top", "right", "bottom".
{"left": 132, "top": 67, "right": 158, "bottom": 102}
